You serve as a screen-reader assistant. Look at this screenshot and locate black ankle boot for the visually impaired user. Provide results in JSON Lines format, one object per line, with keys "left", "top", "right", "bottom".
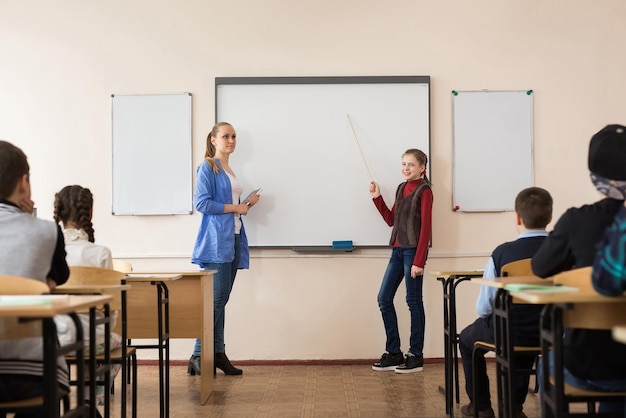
{"left": 188, "top": 355, "right": 201, "bottom": 376}
{"left": 215, "top": 352, "right": 242, "bottom": 375}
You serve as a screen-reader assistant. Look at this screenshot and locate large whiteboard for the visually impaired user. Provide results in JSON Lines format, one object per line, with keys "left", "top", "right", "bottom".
{"left": 112, "top": 93, "right": 193, "bottom": 215}
{"left": 452, "top": 90, "right": 534, "bottom": 212}
{"left": 216, "top": 76, "right": 430, "bottom": 247}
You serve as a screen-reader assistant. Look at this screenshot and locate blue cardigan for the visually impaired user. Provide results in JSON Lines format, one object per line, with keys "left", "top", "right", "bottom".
{"left": 191, "top": 159, "right": 250, "bottom": 268}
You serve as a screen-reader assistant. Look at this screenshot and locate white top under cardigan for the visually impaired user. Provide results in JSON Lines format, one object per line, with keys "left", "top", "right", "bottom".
{"left": 54, "top": 228, "right": 118, "bottom": 347}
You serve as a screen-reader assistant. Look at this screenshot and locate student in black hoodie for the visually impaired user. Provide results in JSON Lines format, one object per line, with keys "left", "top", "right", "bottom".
{"left": 532, "top": 124, "right": 626, "bottom": 415}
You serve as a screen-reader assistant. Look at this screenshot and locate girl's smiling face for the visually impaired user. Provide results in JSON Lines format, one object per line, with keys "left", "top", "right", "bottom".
{"left": 401, "top": 154, "right": 425, "bottom": 181}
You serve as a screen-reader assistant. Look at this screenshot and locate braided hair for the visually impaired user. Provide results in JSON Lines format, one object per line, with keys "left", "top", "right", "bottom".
{"left": 54, "top": 185, "right": 96, "bottom": 242}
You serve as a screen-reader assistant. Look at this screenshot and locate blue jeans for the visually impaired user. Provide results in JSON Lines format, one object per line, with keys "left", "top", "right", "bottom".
{"left": 459, "top": 316, "right": 537, "bottom": 410}
{"left": 377, "top": 247, "right": 425, "bottom": 356}
{"left": 193, "top": 234, "right": 242, "bottom": 356}
{"left": 539, "top": 351, "right": 626, "bottom": 415}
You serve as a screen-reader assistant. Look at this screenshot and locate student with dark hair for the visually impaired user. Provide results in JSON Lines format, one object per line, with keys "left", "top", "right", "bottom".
{"left": 53, "top": 184, "right": 120, "bottom": 408}
{"left": 459, "top": 187, "right": 553, "bottom": 418}
{"left": 532, "top": 124, "right": 626, "bottom": 415}
{"left": 0, "top": 140, "right": 70, "bottom": 415}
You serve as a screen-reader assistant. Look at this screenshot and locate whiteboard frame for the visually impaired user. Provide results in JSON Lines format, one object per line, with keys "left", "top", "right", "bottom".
{"left": 111, "top": 93, "right": 193, "bottom": 215}
{"left": 452, "top": 90, "right": 534, "bottom": 212}
{"left": 215, "top": 76, "right": 431, "bottom": 248}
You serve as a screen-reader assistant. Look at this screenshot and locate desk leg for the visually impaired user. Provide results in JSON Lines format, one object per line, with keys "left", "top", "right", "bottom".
{"left": 155, "top": 282, "right": 167, "bottom": 418}
{"left": 42, "top": 318, "right": 60, "bottom": 418}
{"left": 451, "top": 277, "right": 470, "bottom": 405}
{"left": 121, "top": 283, "right": 128, "bottom": 418}
{"left": 437, "top": 277, "right": 453, "bottom": 416}
{"left": 89, "top": 306, "right": 97, "bottom": 418}
{"left": 157, "top": 282, "right": 171, "bottom": 418}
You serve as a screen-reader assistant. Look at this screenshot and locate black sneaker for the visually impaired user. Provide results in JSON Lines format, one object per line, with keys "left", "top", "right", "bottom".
{"left": 395, "top": 353, "right": 424, "bottom": 373}
{"left": 371, "top": 352, "right": 404, "bottom": 371}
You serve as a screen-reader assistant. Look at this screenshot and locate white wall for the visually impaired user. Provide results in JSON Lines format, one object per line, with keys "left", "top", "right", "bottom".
{"left": 2, "top": 0, "right": 625, "bottom": 360}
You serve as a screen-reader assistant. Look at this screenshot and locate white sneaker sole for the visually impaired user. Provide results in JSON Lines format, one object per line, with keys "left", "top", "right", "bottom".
{"left": 371, "top": 365, "right": 402, "bottom": 371}
{"left": 394, "top": 366, "right": 423, "bottom": 374}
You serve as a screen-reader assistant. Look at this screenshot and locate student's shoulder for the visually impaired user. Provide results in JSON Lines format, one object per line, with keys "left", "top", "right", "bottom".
{"left": 563, "top": 199, "right": 623, "bottom": 222}
{"left": 32, "top": 216, "right": 58, "bottom": 235}
{"left": 492, "top": 234, "right": 545, "bottom": 254}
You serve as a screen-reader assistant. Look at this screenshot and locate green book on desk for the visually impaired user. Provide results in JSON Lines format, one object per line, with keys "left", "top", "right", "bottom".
{"left": 504, "top": 284, "right": 579, "bottom": 293}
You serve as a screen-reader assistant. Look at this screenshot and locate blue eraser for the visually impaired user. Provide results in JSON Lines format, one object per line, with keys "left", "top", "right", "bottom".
{"left": 332, "top": 240, "right": 353, "bottom": 250}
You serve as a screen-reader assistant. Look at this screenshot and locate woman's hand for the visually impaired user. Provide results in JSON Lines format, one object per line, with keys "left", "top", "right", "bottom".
{"left": 246, "top": 194, "right": 260, "bottom": 207}
{"left": 369, "top": 181, "right": 381, "bottom": 198}
{"left": 410, "top": 265, "right": 424, "bottom": 278}
{"left": 236, "top": 203, "right": 250, "bottom": 215}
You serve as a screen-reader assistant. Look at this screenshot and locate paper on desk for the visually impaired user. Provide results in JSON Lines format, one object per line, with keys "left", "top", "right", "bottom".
{"left": 505, "top": 284, "right": 579, "bottom": 293}
{"left": 0, "top": 295, "right": 68, "bottom": 307}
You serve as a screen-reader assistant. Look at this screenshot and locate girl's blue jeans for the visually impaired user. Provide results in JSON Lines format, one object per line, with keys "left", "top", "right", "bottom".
{"left": 193, "top": 234, "right": 242, "bottom": 356}
{"left": 377, "top": 247, "right": 425, "bottom": 356}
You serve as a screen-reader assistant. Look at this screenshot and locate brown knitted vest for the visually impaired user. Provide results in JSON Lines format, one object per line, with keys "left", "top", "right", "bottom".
{"left": 389, "top": 181, "right": 430, "bottom": 247}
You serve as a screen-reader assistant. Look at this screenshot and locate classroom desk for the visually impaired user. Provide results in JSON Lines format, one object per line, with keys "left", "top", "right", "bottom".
{"left": 470, "top": 276, "right": 550, "bottom": 418}
{"left": 122, "top": 270, "right": 215, "bottom": 405}
{"left": 123, "top": 274, "right": 181, "bottom": 418}
{"left": 53, "top": 283, "right": 131, "bottom": 418}
{"left": 510, "top": 286, "right": 626, "bottom": 416}
{"left": 0, "top": 294, "right": 111, "bottom": 418}
{"left": 613, "top": 325, "right": 626, "bottom": 344}
{"left": 432, "top": 269, "right": 484, "bottom": 417}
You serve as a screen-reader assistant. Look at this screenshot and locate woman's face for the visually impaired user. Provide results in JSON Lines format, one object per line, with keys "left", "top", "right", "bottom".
{"left": 401, "top": 154, "right": 424, "bottom": 181}
{"left": 211, "top": 125, "right": 237, "bottom": 155}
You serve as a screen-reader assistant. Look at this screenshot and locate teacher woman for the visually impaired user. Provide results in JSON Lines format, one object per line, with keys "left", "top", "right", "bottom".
{"left": 189, "top": 122, "right": 259, "bottom": 376}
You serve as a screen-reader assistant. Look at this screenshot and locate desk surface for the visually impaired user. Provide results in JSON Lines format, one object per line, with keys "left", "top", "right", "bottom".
{"left": 53, "top": 284, "right": 131, "bottom": 294}
{"left": 511, "top": 286, "right": 626, "bottom": 304}
{"left": 125, "top": 274, "right": 183, "bottom": 282}
{"left": 431, "top": 270, "right": 484, "bottom": 278}
{"left": 131, "top": 270, "right": 216, "bottom": 277}
{"left": 471, "top": 276, "right": 552, "bottom": 288}
{"left": 0, "top": 294, "right": 112, "bottom": 317}
{"left": 613, "top": 325, "right": 626, "bottom": 344}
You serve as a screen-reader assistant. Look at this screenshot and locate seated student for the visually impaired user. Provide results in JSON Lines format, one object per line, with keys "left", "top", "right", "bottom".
{"left": 52, "top": 185, "right": 122, "bottom": 408}
{"left": 459, "top": 187, "right": 553, "bottom": 418}
{"left": 532, "top": 124, "right": 626, "bottom": 415}
{"left": 0, "top": 140, "right": 70, "bottom": 415}
{"left": 592, "top": 200, "right": 626, "bottom": 296}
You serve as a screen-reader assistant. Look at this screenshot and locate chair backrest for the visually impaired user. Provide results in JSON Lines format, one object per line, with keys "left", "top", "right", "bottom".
{"left": 0, "top": 275, "right": 50, "bottom": 295}
{"left": 0, "top": 275, "right": 49, "bottom": 340}
{"left": 553, "top": 266, "right": 592, "bottom": 289}
{"left": 67, "top": 266, "right": 126, "bottom": 311}
{"left": 112, "top": 259, "right": 133, "bottom": 273}
{"left": 501, "top": 258, "right": 533, "bottom": 277}
{"left": 554, "top": 266, "right": 626, "bottom": 329}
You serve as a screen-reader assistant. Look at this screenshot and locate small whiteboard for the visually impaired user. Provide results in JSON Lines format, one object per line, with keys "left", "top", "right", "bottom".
{"left": 452, "top": 90, "right": 533, "bottom": 212}
{"left": 112, "top": 93, "right": 192, "bottom": 215}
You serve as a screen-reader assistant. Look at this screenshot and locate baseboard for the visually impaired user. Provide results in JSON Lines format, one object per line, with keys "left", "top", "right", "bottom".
{"left": 137, "top": 358, "right": 445, "bottom": 366}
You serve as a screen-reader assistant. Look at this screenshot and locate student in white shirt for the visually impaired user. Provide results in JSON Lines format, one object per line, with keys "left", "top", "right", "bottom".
{"left": 53, "top": 185, "right": 121, "bottom": 408}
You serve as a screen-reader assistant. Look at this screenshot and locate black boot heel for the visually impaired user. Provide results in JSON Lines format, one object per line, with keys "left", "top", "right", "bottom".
{"left": 215, "top": 352, "right": 242, "bottom": 375}
{"left": 188, "top": 355, "right": 201, "bottom": 376}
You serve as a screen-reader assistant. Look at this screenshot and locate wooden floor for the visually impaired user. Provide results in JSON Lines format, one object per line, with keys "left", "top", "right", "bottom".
{"left": 103, "top": 361, "right": 543, "bottom": 417}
